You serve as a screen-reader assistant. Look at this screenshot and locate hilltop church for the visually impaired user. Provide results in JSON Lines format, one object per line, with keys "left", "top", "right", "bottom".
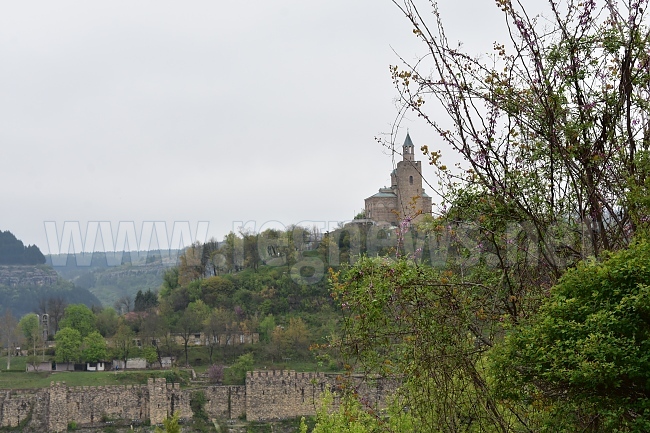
{"left": 364, "top": 133, "right": 432, "bottom": 225}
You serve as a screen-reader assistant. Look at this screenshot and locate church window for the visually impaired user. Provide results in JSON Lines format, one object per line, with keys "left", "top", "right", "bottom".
{"left": 409, "top": 176, "right": 413, "bottom": 185}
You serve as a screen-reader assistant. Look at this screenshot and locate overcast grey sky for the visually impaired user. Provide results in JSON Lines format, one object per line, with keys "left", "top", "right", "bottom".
{"left": 0, "top": 1, "right": 503, "bottom": 254}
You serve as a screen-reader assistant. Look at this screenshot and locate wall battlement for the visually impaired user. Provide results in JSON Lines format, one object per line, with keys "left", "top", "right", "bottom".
{"left": 247, "top": 370, "right": 325, "bottom": 380}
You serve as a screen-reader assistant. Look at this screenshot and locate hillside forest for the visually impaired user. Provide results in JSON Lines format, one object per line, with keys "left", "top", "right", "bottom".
{"left": 0, "top": 230, "right": 45, "bottom": 265}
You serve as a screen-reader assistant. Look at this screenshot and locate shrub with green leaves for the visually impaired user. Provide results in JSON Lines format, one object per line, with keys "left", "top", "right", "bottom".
{"left": 492, "top": 239, "right": 650, "bottom": 431}
{"left": 224, "top": 353, "right": 254, "bottom": 385}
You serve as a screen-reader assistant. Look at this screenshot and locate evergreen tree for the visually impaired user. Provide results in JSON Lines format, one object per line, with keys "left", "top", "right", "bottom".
{"left": 134, "top": 289, "right": 159, "bottom": 312}
{"left": 0, "top": 231, "right": 46, "bottom": 265}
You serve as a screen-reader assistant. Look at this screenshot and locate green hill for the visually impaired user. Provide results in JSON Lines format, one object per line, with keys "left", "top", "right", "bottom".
{"left": 0, "top": 230, "right": 101, "bottom": 316}
{"left": 0, "top": 265, "right": 101, "bottom": 317}
{"left": 48, "top": 251, "right": 179, "bottom": 307}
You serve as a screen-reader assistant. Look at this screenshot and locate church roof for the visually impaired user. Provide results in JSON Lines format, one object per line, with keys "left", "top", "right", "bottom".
{"left": 403, "top": 132, "right": 414, "bottom": 148}
{"left": 369, "top": 187, "right": 397, "bottom": 198}
{"left": 370, "top": 192, "right": 397, "bottom": 198}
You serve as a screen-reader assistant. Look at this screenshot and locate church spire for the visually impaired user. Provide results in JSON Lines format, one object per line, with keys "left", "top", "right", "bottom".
{"left": 403, "top": 132, "right": 414, "bottom": 161}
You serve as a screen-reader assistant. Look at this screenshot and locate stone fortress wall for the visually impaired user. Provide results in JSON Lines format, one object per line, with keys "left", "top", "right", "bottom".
{"left": 246, "top": 370, "right": 329, "bottom": 421}
{"left": 0, "top": 371, "right": 395, "bottom": 432}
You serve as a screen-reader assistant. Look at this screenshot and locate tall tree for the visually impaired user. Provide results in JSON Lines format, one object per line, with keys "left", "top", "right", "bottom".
{"left": 140, "top": 313, "right": 170, "bottom": 367}
{"left": 81, "top": 331, "right": 107, "bottom": 363}
{"left": 242, "top": 231, "right": 262, "bottom": 270}
{"left": 134, "top": 289, "right": 159, "bottom": 312}
{"left": 161, "top": 268, "right": 180, "bottom": 295}
{"left": 113, "top": 295, "right": 133, "bottom": 315}
{"left": 112, "top": 323, "right": 134, "bottom": 366}
{"left": 203, "top": 308, "right": 232, "bottom": 364}
{"left": 0, "top": 309, "right": 20, "bottom": 369}
{"left": 54, "top": 327, "right": 82, "bottom": 365}
{"left": 174, "top": 306, "right": 204, "bottom": 367}
{"left": 95, "top": 307, "right": 119, "bottom": 337}
{"left": 48, "top": 297, "right": 67, "bottom": 333}
{"left": 19, "top": 313, "right": 41, "bottom": 359}
{"left": 178, "top": 243, "right": 204, "bottom": 285}
{"left": 220, "top": 232, "right": 243, "bottom": 273}
{"left": 59, "top": 304, "right": 97, "bottom": 338}
{"left": 258, "top": 314, "right": 276, "bottom": 343}
{"left": 200, "top": 239, "right": 220, "bottom": 276}
{"left": 272, "top": 317, "right": 310, "bottom": 360}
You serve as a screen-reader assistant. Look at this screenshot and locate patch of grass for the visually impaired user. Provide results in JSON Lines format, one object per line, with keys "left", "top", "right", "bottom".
{"left": 255, "top": 360, "right": 321, "bottom": 372}
{"left": 0, "top": 356, "right": 27, "bottom": 372}
{"left": 0, "top": 370, "right": 178, "bottom": 390}
{"left": 114, "top": 369, "right": 191, "bottom": 386}
{"left": 0, "top": 371, "right": 52, "bottom": 389}
{"left": 193, "top": 364, "right": 209, "bottom": 374}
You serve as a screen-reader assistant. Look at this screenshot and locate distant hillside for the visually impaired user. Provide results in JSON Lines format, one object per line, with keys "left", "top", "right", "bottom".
{"left": 47, "top": 250, "right": 179, "bottom": 307}
{"left": 0, "top": 230, "right": 45, "bottom": 265}
{"left": 0, "top": 230, "right": 101, "bottom": 317}
{"left": 0, "top": 269, "right": 101, "bottom": 317}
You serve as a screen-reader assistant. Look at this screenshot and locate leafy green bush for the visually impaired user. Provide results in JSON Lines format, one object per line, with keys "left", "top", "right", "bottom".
{"left": 224, "top": 353, "right": 254, "bottom": 385}
{"left": 154, "top": 411, "right": 180, "bottom": 433}
{"left": 492, "top": 239, "right": 650, "bottom": 431}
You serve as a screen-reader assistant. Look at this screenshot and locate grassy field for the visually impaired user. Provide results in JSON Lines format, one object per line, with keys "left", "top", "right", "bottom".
{"left": 0, "top": 352, "right": 325, "bottom": 390}
{"left": 0, "top": 369, "right": 191, "bottom": 390}
{"left": 0, "top": 370, "right": 141, "bottom": 389}
{"left": 0, "top": 357, "right": 194, "bottom": 389}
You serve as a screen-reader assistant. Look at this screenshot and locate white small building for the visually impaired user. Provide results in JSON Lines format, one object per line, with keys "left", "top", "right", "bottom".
{"left": 86, "top": 361, "right": 107, "bottom": 371}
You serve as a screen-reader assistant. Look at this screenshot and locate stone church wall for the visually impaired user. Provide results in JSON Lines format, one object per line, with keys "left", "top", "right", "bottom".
{"left": 365, "top": 195, "right": 399, "bottom": 225}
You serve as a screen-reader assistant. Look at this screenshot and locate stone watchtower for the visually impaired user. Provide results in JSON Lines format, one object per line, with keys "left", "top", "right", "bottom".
{"left": 365, "top": 133, "right": 432, "bottom": 225}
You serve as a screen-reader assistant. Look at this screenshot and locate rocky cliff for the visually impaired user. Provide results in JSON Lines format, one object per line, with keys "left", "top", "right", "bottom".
{"left": 0, "top": 265, "right": 58, "bottom": 288}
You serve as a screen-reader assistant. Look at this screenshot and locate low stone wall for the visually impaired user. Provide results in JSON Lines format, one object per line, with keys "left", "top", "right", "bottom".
{"left": 0, "top": 371, "right": 396, "bottom": 431}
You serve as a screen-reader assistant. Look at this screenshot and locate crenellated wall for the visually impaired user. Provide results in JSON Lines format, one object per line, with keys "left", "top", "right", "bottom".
{"left": 246, "top": 370, "right": 329, "bottom": 421}
{"left": 0, "top": 371, "right": 396, "bottom": 431}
